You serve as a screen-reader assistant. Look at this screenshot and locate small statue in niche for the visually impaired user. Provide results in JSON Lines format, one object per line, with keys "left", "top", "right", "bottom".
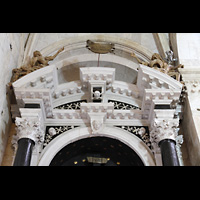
{"left": 8, "top": 47, "right": 64, "bottom": 86}
{"left": 131, "top": 51, "right": 184, "bottom": 82}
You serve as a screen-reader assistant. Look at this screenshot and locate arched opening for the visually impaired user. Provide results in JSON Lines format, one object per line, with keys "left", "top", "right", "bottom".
{"left": 38, "top": 127, "right": 155, "bottom": 166}
{"left": 50, "top": 136, "right": 144, "bottom": 166}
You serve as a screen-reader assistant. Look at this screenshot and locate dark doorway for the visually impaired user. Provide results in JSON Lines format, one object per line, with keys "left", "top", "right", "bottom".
{"left": 50, "top": 136, "right": 144, "bottom": 166}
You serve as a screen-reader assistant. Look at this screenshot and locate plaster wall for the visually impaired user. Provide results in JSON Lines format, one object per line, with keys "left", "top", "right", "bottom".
{"left": 177, "top": 33, "right": 200, "bottom": 67}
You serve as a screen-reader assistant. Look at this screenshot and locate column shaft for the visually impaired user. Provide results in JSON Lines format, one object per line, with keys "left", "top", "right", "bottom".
{"left": 159, "top": 139, "right": 180, "bottom": 166}
{"left": 13, "top": 138, "right": 35, "bottom": 166}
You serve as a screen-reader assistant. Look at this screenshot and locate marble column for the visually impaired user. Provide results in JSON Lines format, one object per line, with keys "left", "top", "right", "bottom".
{"left": 12, "top": 117, "right": 44, "bottom": 166}
{"left": 150, "top": 119, "right": 180, "bottom": 166}
{"left": 159, "top": 139, "right": 180, "bottom": 166}
{"left": 13, "top": 138, "right": 35, "bottom": 166}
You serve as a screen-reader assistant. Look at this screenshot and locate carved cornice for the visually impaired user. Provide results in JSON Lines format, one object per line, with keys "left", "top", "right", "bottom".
{"left": 14, "top": 88, "right": 53, "bottom": 118}
{"left": 137, "top": 64, "right": 183, "bottom": 92}
{"left": 80, "top": 67, "right": 115, "bottom": 88}
{"left": 12, "top": 64, "right": 57, "bottom": 89}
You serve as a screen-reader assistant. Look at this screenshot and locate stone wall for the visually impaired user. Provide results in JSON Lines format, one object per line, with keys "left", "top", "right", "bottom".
{"left": 177, "top": 33, "right": 200, "bottom": 68}
{"left": 0, "top": 33, "right": 29, "bottom": 164}
{"left": 177, "top": 33, "right": 200, "bottom": 165}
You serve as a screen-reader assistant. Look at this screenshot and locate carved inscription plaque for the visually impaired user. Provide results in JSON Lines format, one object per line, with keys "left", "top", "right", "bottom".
{"left": 86, "top": 40, "right": 115, "bottom": 54}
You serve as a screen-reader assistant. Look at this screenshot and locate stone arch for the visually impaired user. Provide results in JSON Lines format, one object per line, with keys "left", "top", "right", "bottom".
{"left": 38, "top": 126, "right": 156, "bottom": 166}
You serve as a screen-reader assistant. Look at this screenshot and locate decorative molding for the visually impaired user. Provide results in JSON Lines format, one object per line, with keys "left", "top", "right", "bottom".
{"left": 80, "top": 67, "right": 115, "bottom": 102}
{"left": 116, "top": 126, "right": 152, "bottom": 150}
{"left": 111, "top": 81, "right": 140, "bottom": 99}
{"left": 12, "top": 64, "right": 57, "bottom": 89}
{"left": 80, "top": 67, "right": 115, "bottom": 88}
{"left": 43, "top": 126, "right": 79, "bottom": 148}
{"left": 52, "top": 81, "right": 83, "bottom": 100}
{"left": 108, "top": 100, "right": 140, "bottom": 110}
{"left": 137, "top": 64, "right": 183, "bottom": 93}
{"left": 54, "top": 100, "right": 87, "bottom": 110}
{"left": 80, "top": 102, "right": 114, "bottom": 134}
{"left": 38, "top": 126, "right": 156, "bottom": 166}
{"left": 14, "top": 88, "right": 53, "bottom": 118}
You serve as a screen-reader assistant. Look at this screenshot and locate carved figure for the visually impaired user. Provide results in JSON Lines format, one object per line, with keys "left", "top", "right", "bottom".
{"left": 9, "top": 47, "right": 64, "bottom": 86}
{"left": 48, "top": 127, "right": 57, "bottom": 136}
{"left": 93, "top": 90, "right": 101, "bottom": 100}
{"left": 164, "top": 50, "right": 178, "bottom": 65}
{"left": 137, "top": 127, "right": 146, "bottom": 137}
{"left": 92, "top": 120, "right": 102, "bottom": 132}
{"left": 131, "top": 52, "right": 184, "bottom": 82}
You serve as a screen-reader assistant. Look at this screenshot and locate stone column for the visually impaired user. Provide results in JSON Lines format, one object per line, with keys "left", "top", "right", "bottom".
{"left": 13, "top": 138, "right": 35, "bottom": 166}
{"left": 159, "top": 139, "right": 179, "bottom": 166}
{"left": 12, "top": 117, "right": 44, "bottom": 166}
{"left": 150, "top": 119, "right": 180, "bottom": 166}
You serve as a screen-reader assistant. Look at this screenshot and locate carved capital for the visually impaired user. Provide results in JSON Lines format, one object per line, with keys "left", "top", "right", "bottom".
{"left": 12, "top": 117, "right": 44, "bottom": 149}
{"left": 150, "top": 119, "right": 179, "bottom": 144}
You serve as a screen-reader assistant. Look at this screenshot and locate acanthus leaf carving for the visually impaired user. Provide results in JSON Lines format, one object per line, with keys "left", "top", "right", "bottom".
{"left": 150, "top": 119, "right": 179, "bottom": 144}
{"left": 12, "top": 117, "right": 44, "bottom": 150}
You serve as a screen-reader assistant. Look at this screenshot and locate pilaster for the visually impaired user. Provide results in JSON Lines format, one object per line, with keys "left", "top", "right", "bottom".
{"left": 178, "top": 68, "right": 200, "bottom": 165}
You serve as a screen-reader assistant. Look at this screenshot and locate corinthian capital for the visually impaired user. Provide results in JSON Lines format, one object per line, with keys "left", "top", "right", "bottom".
{"left": 12, "top": 117, "right": 44, "bottom": 149}
{"left": 150, "top": 119, "right": 179, "bottom": 145}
